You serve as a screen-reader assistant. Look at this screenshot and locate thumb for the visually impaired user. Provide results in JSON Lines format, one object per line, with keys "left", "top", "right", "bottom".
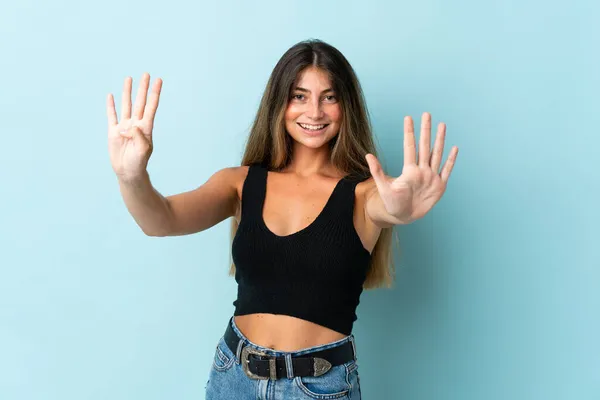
{"left": 118, "top": 126, "right": 133, "bottom": 139}
{"left": 365, "top": 153, "right": 390, "bottom": 198}
{"left": 366, "top": 154, "right": 387, "bottom": 184}
{"left": 130, "top": 126, "right": 151, "bottom": 150}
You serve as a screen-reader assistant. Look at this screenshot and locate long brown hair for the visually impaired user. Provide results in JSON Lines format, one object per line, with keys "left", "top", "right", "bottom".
{"left": 229, "top": 39, "right": 397, "bottom": 289}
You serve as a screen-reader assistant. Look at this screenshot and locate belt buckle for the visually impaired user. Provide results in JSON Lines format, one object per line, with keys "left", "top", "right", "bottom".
{"left": 313, "top": 357, "right": 332, "bottom": 377}
{"left": 241, "top": 345, "right": 277, "bottom": 380}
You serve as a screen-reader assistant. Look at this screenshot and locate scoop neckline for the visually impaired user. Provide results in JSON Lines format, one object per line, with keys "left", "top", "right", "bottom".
{"left": 259, "top": 171, "right": 348, "bottom": 239}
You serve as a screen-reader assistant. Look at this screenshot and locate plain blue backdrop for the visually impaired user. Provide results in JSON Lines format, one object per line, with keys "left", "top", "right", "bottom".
{"left": 0, "top": 0, "right": 598, "bottom": 399}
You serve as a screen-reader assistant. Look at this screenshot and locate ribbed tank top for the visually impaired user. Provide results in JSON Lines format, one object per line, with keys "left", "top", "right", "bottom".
{"left": 231, "top": 164, "right": 372, "bottom": 335}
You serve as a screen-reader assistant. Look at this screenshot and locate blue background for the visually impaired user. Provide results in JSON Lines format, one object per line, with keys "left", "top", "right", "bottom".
{"left": 1, "top": 1, "right": 598, "bottom": 399}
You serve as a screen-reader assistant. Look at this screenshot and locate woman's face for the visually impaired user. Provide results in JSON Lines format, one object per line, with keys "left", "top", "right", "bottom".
{"left": 284, "top": 66, "right": 341, "bottom": 148}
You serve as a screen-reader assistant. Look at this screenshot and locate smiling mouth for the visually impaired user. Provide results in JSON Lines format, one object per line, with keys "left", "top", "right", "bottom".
{"left": 297, "top": 123, "right": 329, "bottom": 131}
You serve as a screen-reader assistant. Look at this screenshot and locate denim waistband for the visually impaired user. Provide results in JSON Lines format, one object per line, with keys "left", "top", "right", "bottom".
{"left": 227, "top": 316, "right": 358, "bottom": 360}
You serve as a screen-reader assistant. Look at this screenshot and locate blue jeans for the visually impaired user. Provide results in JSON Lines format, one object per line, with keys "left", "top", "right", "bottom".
{"left": 205, "top": 317, "right": 362, "bottom": 399}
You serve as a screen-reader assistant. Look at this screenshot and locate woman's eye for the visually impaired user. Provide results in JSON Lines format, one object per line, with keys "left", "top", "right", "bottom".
{"left": 291, "top": 94, "right": 336, "bottom": 101}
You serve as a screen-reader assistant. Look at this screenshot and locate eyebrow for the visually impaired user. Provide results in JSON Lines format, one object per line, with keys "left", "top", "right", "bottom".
{"left": 293, "top": 86, "right": 335, "bottom": 94}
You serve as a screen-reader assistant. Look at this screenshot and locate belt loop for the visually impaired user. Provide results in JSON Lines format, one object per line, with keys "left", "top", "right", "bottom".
{"left": 285, "top": 354, "right": 294, "bottom": 379}
{"left": 349, "top": 335, "right": 357, "bottom": 361}
{"left": 236, "top": 340, "right": 244, "bottom": 364}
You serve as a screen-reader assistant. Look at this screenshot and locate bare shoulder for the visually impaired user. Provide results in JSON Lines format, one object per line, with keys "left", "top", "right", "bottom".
{"left": 230, "top": 165, "right": 250, "bottom": 222}
{"left": 217, "top": 165, "right": 249, "bottom": 185}
{"left": 215, "top": 164, "right": 248, "bottom": 195}
{"left": 209, "top": 165, "right": 248, "bottom": 188}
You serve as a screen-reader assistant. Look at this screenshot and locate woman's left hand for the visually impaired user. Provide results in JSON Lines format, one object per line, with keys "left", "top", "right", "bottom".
{"left": 365, "top": 112, "right": 459, "bottom": 224}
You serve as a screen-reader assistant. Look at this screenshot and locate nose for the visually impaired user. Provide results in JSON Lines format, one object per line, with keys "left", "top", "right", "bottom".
{"left": 306, "top": 98, "right": 324, "bottom": 120}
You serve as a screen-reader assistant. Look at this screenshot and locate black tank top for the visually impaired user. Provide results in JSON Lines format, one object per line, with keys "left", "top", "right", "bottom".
{"left": 231, "top": 164, "right": 372, "bottom": 335}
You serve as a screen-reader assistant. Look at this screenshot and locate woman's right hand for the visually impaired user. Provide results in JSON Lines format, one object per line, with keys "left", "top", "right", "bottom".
{"left": 107, "top": 73, "right": 163, "bottom": 183}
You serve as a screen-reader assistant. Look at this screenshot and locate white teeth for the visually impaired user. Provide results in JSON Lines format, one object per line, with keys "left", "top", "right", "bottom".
{"left": 299, "top": 123, "right": 326, "bottom": 130}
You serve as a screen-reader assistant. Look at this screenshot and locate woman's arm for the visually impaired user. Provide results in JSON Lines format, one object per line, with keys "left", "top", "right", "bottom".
{"left": 118, "top": 166, "right": 243, "bottom": 237}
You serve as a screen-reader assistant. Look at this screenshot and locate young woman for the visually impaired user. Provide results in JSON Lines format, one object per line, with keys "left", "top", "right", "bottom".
{"left": 106, "top": 39, "right": 458, "bottom": 399}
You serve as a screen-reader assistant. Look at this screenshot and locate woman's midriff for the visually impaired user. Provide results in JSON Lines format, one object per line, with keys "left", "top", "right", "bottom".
{"left": 234, "top": 314, "right": 347, "bottom": 352}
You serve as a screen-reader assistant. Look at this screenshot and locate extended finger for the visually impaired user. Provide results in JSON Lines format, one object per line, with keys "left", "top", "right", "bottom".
{"left": 440, "top": 146, "right": 458, "bottom": 183}
{"left": 121, "top": 76, "right": 132, "bottom": 120}
{"left": 144, "top": 77, "right": 163, "bottom": 125}
{"left": 430, "top": 122, "right": 446, "bottom": 173}
{"left": 133, "top": 72, "right": 150, "bottom": 120}
{"left": 404, "top": 116, "right": 416, "bottom": 166}
{"left": 106, "top": 93, "right": 118, "bottom": 127}
{"left": 365, "top": 153, "right": 389, "bottom": 195}
{"left": 418, "top": 112, "right": 431, "bottom": 167}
